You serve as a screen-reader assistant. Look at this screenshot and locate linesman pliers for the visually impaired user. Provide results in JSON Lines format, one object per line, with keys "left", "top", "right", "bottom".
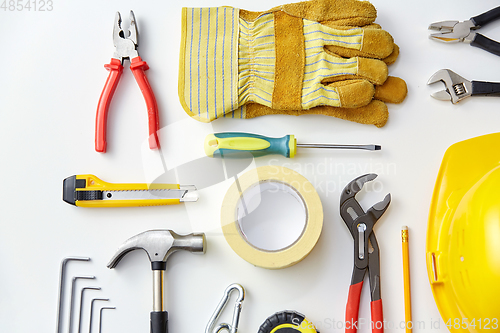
{"left": 95, "top": 11, "right": 160, "bottom": 153}
{"left": 340, "top": 174, "right": 391, "bottom": 333}
{"left": 429, "top": 6, "right": 500, "bottom": 57}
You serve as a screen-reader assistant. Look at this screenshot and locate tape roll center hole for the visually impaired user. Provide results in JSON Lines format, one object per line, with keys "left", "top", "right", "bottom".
{"left": 237, "top": 181, "right": 306, "bottom": 252}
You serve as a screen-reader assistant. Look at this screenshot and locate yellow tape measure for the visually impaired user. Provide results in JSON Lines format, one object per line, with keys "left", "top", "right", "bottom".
{"left": 258, "top": 311, "right": 318, "bottom": 333}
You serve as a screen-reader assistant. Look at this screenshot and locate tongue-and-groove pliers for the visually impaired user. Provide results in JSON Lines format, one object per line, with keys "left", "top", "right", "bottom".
{"left": 340, "top": 174, "right": 391, "bottom": 333}
{"left": 95, "top": 11, "right": 160, "bottom": 153}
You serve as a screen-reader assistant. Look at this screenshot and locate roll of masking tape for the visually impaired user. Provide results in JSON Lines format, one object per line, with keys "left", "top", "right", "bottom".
{"left": 221, "top": 166, "right": 323, "bottom": 269}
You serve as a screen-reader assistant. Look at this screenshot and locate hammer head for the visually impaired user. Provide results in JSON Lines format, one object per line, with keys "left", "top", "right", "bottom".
{"left": 107, "top": 230, "right": 206, "bottom": 270}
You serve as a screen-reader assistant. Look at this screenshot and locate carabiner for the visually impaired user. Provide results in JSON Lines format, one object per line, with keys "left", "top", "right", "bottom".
{"left": 205, "top": 284, "right": 245, "bottom": 333}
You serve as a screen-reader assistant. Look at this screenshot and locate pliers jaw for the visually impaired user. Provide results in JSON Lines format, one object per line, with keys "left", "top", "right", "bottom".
{"left": 340, "top": 174, "right": 390, "bottom": 230}
{"left": 427, "top": 69, "right": 472, "bottom": 104}
{"left": 367, "top": 194, "right": 391, "bottom": 221}
{"left": 339, "top": 174, "right": 375, "bottom": 227}
{"left": 429, "top": 20, "right": 477, "bottom": 43}
{"left": 429, "top": 6, "right": 500, "bottom": 56}
{"left": 340, "top": 174, "right": 377, "bottom": 204}
{"left": 112, "top": 11, "right": 139, "bottom": 64}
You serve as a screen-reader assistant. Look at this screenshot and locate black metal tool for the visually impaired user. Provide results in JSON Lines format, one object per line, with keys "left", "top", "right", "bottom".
{"left": 340, "top": 174, "right": 391, "bottom": 333}
{"left": 429, "top": 6, "right": 500, "bottom": 56}
{"left": 428, "top": 69, "right": 500, "bottom": 104}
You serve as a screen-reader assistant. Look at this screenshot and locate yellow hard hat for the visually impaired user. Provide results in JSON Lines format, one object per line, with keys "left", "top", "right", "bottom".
{"left": 427, "top": 133, "right": 500, "bottom": 333}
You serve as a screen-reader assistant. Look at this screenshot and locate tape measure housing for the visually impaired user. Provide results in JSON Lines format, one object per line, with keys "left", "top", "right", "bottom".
{"left": 258, "top": 310, "right": 318, "bottom": 333}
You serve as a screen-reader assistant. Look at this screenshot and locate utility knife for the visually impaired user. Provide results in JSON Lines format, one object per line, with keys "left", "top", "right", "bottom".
{"left": 63, "top": 174, "right": 197, "bottom": 207}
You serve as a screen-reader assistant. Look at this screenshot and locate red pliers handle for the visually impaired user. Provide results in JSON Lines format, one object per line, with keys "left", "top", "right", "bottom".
{"left": 346, "top": 281, "right": 384, "bottom": 333}
{"left": 130, "top": 57, "right": 160, "bottom": 151}
{"left": 95, "top": 57, "right": 160, "bottom": 152}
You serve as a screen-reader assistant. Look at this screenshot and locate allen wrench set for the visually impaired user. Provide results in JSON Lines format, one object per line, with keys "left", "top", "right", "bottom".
{"left": 56, "top": 257, "right": 115, "bottom": 333}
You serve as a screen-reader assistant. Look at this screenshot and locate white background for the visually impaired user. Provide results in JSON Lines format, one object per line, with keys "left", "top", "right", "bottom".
{"left": 1, "top": 0, "right": 500, "bottom": 332}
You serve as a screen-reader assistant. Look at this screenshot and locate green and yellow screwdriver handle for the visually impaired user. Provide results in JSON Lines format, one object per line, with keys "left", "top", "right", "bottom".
{"left": 205, "top": 132, "right": 297, "bottom": 158}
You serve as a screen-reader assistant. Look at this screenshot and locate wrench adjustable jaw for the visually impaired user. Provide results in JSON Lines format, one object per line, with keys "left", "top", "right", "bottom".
{"left": 427, "top": 69, "right": 472, "bottom": 104}
{"left": 112, "top": 11, "right": 139, "bottom": 64}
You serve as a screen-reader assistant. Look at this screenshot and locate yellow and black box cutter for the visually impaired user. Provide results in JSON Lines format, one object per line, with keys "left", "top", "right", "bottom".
{"left": 63, "top": 175, "right": 198, "bottom": 207}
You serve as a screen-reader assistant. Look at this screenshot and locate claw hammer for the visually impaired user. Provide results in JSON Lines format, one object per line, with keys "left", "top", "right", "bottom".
{"left": 107, "top": 230, "right": 206, "bottom": 333}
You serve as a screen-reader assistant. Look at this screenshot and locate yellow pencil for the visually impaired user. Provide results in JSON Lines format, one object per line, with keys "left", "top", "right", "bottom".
{"left": 402, "top": 226, "right": 412, "bottom": 333}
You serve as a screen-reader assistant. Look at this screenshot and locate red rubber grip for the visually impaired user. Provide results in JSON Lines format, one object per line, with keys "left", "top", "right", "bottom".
{"left": 371, "top": 299, "right": 384, "bottom": 333}
{"left": 95, "top": 58, "right": 123, "bottom": 153}
{"left": 346, "top": 281, "right": 363, "bottom": 333}
{"left": 130, "top": 56, "right": 160, "bottom": 150}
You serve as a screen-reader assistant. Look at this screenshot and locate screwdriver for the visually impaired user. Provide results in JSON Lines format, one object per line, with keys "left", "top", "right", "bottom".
{"left": 204, "top": 132, "right": 381, "bottom": 158}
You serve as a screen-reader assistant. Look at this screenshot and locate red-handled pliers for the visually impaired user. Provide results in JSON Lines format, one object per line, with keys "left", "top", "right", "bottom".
{"left": 95, "top": 11, "right": 160, "bottom": 153}
{"left": 339, "top": 174, "right": 391, "bottom": 333}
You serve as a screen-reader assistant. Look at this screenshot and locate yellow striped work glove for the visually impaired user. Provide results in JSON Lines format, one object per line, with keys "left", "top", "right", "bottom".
{"left": 178, "top": 0, "right": 407, "bottom": 125}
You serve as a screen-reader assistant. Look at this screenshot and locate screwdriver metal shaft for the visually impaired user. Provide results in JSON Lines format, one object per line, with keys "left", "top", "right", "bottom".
{"left": 297, "top": 143, "right": 381, "bottom": 151}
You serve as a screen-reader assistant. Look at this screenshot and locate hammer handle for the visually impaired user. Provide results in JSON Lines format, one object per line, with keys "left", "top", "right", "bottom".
{"left": 151, "top": 311, "right": 168, "bottom": 333}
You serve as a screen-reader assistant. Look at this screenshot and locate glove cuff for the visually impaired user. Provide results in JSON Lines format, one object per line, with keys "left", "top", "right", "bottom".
{"left": 238, "top": 13, "right": 276, "bottom": 110}
{"left": 179, "top": 7, "right": 240, "bottom": 122}
{"left": 238, "top": 11, "right": 305, "bottom": 111}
